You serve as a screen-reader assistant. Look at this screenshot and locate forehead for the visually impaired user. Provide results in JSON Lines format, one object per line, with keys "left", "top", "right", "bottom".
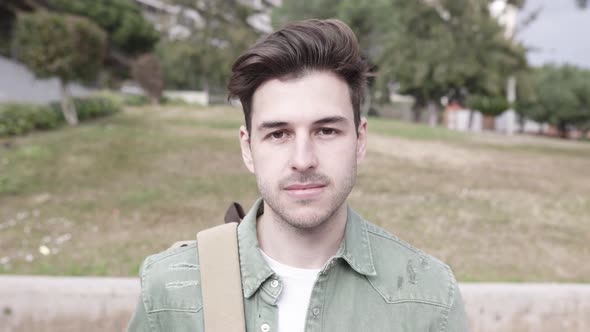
{"left": 250, "top": 71, "right": 353, "bottom": 126}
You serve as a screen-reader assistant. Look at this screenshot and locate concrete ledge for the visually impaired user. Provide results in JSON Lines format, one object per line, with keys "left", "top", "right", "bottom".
{"left": 0, "top": 276, "right": 588, "bottom": 331}
{"left": 461, "top": 283, "right": 590, "bottom": 332}
{"left": 0, "top": 276, "right": 138, "bottom": 332}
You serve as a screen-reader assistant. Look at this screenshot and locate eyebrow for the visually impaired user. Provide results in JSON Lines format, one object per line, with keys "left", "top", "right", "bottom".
{"left": 312, "top": 116, "right": 347, "bottom": 126}
{"left": 257, "top": 116, "right": 348, "bottom": 131}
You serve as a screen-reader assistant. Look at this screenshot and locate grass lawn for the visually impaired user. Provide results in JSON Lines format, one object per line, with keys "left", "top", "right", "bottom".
{"left": 1, "top": 105, "right": 589, "bottom": 282}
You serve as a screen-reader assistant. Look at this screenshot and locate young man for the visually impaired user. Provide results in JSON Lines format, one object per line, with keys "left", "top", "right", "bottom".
{"left": 128, "top": 19, "right": 469, "bottom": 332}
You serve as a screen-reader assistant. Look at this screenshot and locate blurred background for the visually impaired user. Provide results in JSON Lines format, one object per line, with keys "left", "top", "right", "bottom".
{"left": 0, "top": 0, "right": 589, "bottom": 285}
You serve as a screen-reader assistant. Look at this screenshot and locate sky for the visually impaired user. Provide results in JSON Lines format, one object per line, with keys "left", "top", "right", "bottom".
{"left": 517, "top": 0, "right": 590, "bottom": 68}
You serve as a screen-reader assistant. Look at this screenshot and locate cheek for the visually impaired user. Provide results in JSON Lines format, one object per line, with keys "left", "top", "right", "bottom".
{"left": 317, "top": 140, "right": 358, "bottom": 169}
{"left": 251, "top": 144, "right": 287, "bottom": 171}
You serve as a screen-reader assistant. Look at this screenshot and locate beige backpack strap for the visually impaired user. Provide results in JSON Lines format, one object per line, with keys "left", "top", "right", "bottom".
{"left": 197, "top": 223, "right": 245, "bottom": 332}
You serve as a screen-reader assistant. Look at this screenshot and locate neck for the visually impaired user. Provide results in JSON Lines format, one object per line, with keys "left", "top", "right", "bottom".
{"left": 256, "top": 202, "right": 347, "bottom": 269}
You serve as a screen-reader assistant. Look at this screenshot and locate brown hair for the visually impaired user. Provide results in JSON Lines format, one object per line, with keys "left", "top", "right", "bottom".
{"left": 228, "top": 19, "right": 370, "bottom": 134}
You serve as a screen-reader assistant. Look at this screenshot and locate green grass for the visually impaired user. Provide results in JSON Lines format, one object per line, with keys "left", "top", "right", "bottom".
{"left": 1, "top": 105, "right": 589, "bottom": 282}
{"left": 369, "top": 116, "right": 468, "bottom": 141}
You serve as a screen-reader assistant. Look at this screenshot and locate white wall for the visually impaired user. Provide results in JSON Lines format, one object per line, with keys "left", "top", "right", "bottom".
{"left": 448, "top": 109, "right": 483, "bottom": 132}
{"left": 0, "top": 56, "right": 91, "bottom": 104}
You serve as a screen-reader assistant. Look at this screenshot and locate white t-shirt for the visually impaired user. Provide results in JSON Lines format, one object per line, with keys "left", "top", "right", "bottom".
{"left": 260, "top": 250, "right": 321, "bottom": 332}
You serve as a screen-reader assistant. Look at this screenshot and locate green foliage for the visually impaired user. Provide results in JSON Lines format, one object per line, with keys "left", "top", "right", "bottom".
{"left": 378, "top": 0, "right": 526, "bottom": 106}
{"left": 0, "top": 104, "right": 61, "bottom": 136}
{"left": 517, "top": 65, "right": 590, "bottom": 131}
{"left": 158, "top": 0, "right": 269, "bottom": 92}
{"left": 14, "top": 11, "right": 107, "bottom": 83}
{"left": 121, "top": 94, "right": 150, "bottom": 106}
{"left": 273, "top": 0, "right": 528, "bottom": 116}
{"left": 73, "top": 96, "right": 121, "bottom": 120}
{"left": 0, "top": 6, "right": 12, "bottom": 56}
{"left": 48, "top": 0, "right": 159, "bottom": 55}
{"left": 156, "top": 40, "right": 204, "bottom": 91}
{"left": 0, "top": 96, "right": 121, "bottom": 137}
{"left": 465, "top": 95, "right": 509, "bottom": 116}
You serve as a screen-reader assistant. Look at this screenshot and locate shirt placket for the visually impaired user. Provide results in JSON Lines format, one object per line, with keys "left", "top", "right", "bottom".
{"left": 304, "top": 257, "right": 339, "bottom": 332}
{"left": 253, "top": 276, "right": 282, "bottom": 332}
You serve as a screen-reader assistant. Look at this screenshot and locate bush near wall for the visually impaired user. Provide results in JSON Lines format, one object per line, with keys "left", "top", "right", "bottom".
{"left": 0, "top": 96, "right": 121, "bottom": 137}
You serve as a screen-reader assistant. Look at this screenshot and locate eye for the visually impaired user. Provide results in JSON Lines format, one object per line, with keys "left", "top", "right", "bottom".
{"left": 318, "top": 128, "right": 337, "bottom": 136}
{"left": 270, "top": 130, "right": 286, "bottom": 139}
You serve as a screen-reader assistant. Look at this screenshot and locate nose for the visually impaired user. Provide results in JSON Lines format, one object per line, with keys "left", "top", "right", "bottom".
{"left": 290, "top": 134, "right": 318, "bottom": 171}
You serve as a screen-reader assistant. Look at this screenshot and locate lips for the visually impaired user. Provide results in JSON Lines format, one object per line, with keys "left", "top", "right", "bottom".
{"left": 284, "top": 183, "right": 327, "bottom": 200}
{"left": 285, "top": 183, "right": 326, "bottom": 190}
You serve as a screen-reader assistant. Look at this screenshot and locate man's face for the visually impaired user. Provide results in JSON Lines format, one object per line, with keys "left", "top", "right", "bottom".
{"left": 239, "top": 70, "right": 367, "bottom": 230}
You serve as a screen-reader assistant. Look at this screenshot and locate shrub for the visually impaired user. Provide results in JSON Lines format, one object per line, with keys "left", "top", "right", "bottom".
{"left": 0, "top": 96, "right": 121, "bottom": 137}
{"left": 122, "top": 94, "right": 150, "bottom": 106}
{"left": 0, "top": 104, "right": 62, "bottom": 136}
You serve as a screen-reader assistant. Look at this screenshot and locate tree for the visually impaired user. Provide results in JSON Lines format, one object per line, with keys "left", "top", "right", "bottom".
{"left": 517, "top": 65, "right": 590, "bottom": 137}
{"left": 378, "top": 0, "right": 527, "bottom": 125}
{"left": 466, "top": 95, "right": 509, "bottom": 117}
{"left": 132, "top": 54, "right": 164, "bottom": 104}
{"left": 273, "top": 0, "right": 527, "bottom": 125}
{"left": 14, "top": 12, "right": 107, "bottom": 125}
{"left": 160, "top": 0, "right": 272, "bottom": 94}
{"left": 1, "top": 0, "right": 159, "bottom": 82}
{"left": 48, "top": 0, "right": 158, "bottom": 56}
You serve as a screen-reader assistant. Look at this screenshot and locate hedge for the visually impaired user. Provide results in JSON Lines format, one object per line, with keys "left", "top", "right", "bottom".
{"left": 0, "top": 96, "right": 121, "bottom": 137}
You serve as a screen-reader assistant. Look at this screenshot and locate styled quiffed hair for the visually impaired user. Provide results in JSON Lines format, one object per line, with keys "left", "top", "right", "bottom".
{"left": 228, "top": 19, "right": 370, "bottom": 134}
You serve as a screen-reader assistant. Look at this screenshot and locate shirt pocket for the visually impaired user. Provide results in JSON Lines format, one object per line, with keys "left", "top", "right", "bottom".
{"left": 143, "top": 256, "right": 204, "bottom": 313}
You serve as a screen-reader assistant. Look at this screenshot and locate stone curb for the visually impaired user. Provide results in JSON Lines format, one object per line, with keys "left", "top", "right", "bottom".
{"left": 0, "top": 276, "right": 588, "bottom": 331}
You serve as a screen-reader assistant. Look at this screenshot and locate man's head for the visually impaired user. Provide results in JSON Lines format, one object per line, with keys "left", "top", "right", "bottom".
{"left": 228, "top": 19, "right": 370, "bottom": 135}
{"left": 228, "top": 19, "right": 370, "bottom": 230}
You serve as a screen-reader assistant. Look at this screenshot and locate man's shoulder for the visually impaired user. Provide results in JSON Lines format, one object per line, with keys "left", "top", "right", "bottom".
{"left": 363, "top": 221, "right": 458, "bottom": 309}
{"left": 140, "top": 240, "right": 199, "bottom": 276}
{"left": 138, "top": 241, "right": 203, "bottom": 313}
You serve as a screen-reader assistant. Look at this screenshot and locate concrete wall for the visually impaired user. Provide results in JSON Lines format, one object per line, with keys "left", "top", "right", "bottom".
{"left": 0, "top": 276, "right": 588, "bottom": 332}
{"left": 0, "top": 56, "right": 91, "bottom": 104}
{"left": 163, "top": 90, "right": 209, "bottom": 106}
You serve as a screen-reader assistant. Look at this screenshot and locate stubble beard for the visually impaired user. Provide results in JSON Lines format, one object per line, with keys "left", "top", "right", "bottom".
{"left": 256, "top": 168, "right": 357, "bottom": 232}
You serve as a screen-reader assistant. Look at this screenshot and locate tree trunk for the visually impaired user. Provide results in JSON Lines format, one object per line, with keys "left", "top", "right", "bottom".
{"left": 482, "top": 115, "right": 495, "bottom": 130}
{"left": 517, "top": 113, "right": 525, "bottom": 134}
{"left": 427, "top": 101, "right": 438, "bottom": 127}
{"left": 60, "top": 80, "right": 78, "bottom": 126}
{"left": 360, "top": 85, "right": 371, "bottom": 118}
{"left": 558, "top": 122, "right": 568, "bottom": 139}
{"left": 467, "top": 109, "right": 474, "bottom": 131}
{"left": 411, "top": 103, "right": 422, "bottom": 123}
{"left": 202, "top": 76, "right": 209, "bottom": 95}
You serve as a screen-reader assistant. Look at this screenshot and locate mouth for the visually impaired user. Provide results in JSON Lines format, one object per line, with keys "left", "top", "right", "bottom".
{"left": 284, "top": 183, "right": 327, "bottom": 200}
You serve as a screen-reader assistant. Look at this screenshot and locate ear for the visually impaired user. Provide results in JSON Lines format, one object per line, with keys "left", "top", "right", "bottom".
{"left": 356, "top": 117, "right": 368, "bottom": 165}
{"left": 239, "top": 125, "right": 255, "bottom": 173}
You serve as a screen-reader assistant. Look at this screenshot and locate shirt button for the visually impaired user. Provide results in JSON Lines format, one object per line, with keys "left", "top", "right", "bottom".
{"left": 312, "top": 307, "right": 320, "bottom": 316}
{"left": 270, "top": 280, "right": 279, "bottom": 288}
{"left": 260, "top": 323, "right": 270, "bottom": 332}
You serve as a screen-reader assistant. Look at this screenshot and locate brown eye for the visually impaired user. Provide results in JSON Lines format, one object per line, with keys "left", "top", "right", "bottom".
{"left": 271, "top": 131, "right": 285, "bottom": 139}
{"left": 319, "top": 128, "right": 336, "bottom": 135}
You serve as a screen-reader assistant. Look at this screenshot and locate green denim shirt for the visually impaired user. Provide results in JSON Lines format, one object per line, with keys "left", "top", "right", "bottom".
{"left": 128, "top": 199, "right": 469, "bottom": 332}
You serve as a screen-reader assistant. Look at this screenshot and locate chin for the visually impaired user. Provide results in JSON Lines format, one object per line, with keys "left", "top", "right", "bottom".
{"left": 284, "top": 214, "right": 328, "bottom": 230}
{"left": 281, "top": 204, "right": 334, "bottom": 229}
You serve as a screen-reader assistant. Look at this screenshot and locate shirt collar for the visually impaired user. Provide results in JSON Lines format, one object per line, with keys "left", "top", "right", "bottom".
{"left": 341, "top": 205, "right": 377, "bottom": 277}
{"left": 237, "top": 198, "right": 377, "bottom": 299}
